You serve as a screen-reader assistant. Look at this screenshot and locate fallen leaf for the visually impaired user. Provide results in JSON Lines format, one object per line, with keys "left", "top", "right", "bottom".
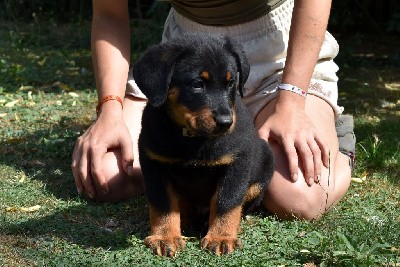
{"left": 37, "top": 57, "right": 47, "bottom": 66}
{"left": 351, "top": 177, "right": 364, "bottom": 183}
{"left": 5, "top": 100, "right": 19, "bottom": 107}
{"left": 0, "top": 113, "right": 7, "bottom": 117}
{"left": 380, "top": 100, "right": 396, "bottom": 108}
{"left": 68, "top": 92, "right": 79, "bottom": 98}
{"left": 361, "top": 170, "right": 368, "bottom": 180}
{"left": 352, "top": 171, "right": 367, "bottom": 183}
{"left": 18, "top": 172, "right": 26, "bottom": 183}
{"left": 6, "top": 207, "right": 19, "bottom": 212}
{"left": 20, "top": 205, "right": 41, "bottom": 212}
{"left": 6, "top": 205, "right": 41, "bottom": 213}
{"left": 384, "top": 83, "right": 400, "bottom": 91}
{"left": 19, "top": 85, "right": 34, "bottom": 91}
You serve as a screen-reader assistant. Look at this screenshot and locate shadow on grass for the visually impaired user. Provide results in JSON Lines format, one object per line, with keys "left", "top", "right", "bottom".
{"left": 2, "top": 196, "right": 149, "bottom": 250}
{"left": 0, "top": 120, "right": 87, "bottom": 199}
{"left": 0, "top": 118, "right": 150, "bottom": 251}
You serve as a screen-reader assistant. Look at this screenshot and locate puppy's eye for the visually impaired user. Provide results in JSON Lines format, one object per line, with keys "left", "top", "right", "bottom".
{"left": 192, "top": 79, "right": 205, "bottom": 92}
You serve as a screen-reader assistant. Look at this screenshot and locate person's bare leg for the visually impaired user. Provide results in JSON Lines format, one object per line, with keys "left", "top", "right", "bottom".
{"left": 93, "top": 96, "right": 146, "bottom": 202}
{"left": 255, "top": 95, "right": 351, "bottom": 220}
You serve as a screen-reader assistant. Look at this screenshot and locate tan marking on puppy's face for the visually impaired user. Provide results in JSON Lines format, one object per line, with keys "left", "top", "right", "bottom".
{"left": 167, "top": 86, "right": 218, "bottom": 136}
{"left": 200, "top": 71, "right": 210, "bottom": 80}
{"left": 190, "top": 107, "right": 217, "bottom": 134}
{"left": 167, "top": 87, "right": 187, "bottom": 128}
{"left": 171, "top": 105, "right": 217, "bottom": 134}
{"left": 226, "top": 71, "right": 232, "bottom": 82}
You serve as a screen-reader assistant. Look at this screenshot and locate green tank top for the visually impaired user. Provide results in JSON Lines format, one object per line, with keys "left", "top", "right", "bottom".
{"left": 167, "top": 0, "right": 286, "bottom": 26}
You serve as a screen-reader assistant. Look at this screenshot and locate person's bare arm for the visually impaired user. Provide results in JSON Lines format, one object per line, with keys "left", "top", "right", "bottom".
{"left": 259, "top": 0, "right": 332, "bottom": 185}
{"left": 92, "top": 0, "right": 130, "bottom": 101}
{"left": 72, "top": 0, "right": 133, "bottom": 198}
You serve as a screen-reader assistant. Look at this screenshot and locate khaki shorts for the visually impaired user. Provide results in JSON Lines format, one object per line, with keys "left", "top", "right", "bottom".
{"left": 127, "top": 0, "right": 344, "bottom": 119}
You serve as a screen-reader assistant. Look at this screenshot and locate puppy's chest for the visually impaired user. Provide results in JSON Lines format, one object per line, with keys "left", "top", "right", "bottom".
{"left": 145, "top": 143, "right": 235, "bottom": 203}
{"left": 144, "top": 142, "right": 237, "bottom": 168}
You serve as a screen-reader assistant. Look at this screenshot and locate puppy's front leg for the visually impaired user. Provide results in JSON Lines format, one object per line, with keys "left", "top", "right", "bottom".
{"left": 144, "top": 185, "right": 184, "bottom": 257}
{"left": 201, "top": 192, "right": 242, "bottom": 255}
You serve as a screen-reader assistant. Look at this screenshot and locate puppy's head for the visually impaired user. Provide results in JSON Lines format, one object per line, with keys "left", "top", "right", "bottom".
{"left": 132, "top": 33, "right": 250, "bottom": 137}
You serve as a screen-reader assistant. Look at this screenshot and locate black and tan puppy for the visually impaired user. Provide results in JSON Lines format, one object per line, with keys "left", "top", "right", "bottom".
{"left": 132, "top": 33, "right": 274, "bottom": 257}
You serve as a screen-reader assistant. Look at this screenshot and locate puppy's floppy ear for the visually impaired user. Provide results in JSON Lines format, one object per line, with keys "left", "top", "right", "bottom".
{"left": 132, "top": 43, "right": 181, "bottom": 107}
{"left": 223, "top": 37, "right": 250, "bottom": 98}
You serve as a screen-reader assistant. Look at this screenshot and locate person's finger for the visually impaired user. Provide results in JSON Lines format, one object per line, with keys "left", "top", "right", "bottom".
{"left": 296, "top": 140, "right": 315, "bottom": 186}
{"left": 71, "top": 142, "right": 84, "bottom": 195}
{"left": 282, "top": 138, "right": 299, "bottom": 182}
{"left": 314, "top": 133, "right": 330, "bottom": 168}
{"left": 90, "top": 144, "right": 109, "bottom": 194}
{"left": 78, "top": 143, "right": 95, "bottom": 198}
{"left": 119, "top": 135, "right": 134, "bottom": 176}
{"left": 308, "top": 139, "right": 322, "bottom": 183}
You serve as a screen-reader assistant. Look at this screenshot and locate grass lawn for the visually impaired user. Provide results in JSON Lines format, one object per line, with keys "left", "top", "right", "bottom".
{"left": 0, "top": 17, "right": 399, "bottom": 266}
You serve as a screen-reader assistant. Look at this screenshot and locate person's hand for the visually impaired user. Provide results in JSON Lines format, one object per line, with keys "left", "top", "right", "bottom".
{"left": 258, "top": 97, "right": 329, "bottom": 186}
{"left": 71, "top": 101, "right": 134, "bottom": 198}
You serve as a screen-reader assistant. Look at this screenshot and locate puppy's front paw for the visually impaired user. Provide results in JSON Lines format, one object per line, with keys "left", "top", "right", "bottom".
{"left": 144, "top": 235, "right": 185, "bottom": 257}
{"left": 200, "top": 235, "right": 242, "bottom": 255}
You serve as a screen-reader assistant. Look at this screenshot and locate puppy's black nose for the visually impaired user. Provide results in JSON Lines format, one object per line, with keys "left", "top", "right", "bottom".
{"left": 215, "top": 115, "right": 233, "bottom": 131}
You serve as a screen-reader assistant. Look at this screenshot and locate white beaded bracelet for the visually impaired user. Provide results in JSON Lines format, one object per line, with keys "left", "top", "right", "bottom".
{"left": 277, "top": 83, "right": 307, "bottom": 98}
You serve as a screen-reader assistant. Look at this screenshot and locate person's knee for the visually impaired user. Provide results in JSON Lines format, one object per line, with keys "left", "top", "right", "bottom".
{"left": 264, "top": 177, "right": 328, "bottom": 221}
{"left": 288, "top": 190, "right": 327, "bottom": 221}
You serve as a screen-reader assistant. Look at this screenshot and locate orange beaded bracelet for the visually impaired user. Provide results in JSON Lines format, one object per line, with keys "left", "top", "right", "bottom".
{"left": 96, "top": 95, "right": 123, "bottom": 114}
